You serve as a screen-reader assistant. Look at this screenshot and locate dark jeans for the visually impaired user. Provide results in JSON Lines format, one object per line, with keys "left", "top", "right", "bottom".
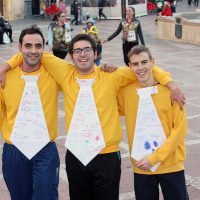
{"left": 71, "top": 13, "right": 79, "bottom": 25}
{"left": 99, "top": 8, "right": 107, "bottom": 19}
{"left": 0, "top": 31, "right": 3, "bottom": 44}
{"left": 134, "top": 170, "right": 189, "bottom": 200}
{"left": 65, "top": 150, "right": 121, "bottom": 200}
{"left": 122, "top": 41, "right": 139, "bottom": 66}
{"left": 2, "top": 142, "right": 60, "bottom": 200}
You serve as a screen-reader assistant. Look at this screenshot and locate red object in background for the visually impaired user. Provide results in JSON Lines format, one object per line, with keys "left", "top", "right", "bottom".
{"left": 161, "top": 3, "right": 173, "bottom": 16}
{"left": 147, "top": 2, "right": 157, "bottom": 13}
{"left": 45, "top": 4, "right": 60, "bottom": 15}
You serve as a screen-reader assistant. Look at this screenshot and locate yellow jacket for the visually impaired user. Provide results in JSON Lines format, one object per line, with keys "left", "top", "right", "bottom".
{"left": 118, "top": 82, "right": 187, "bottom": 174}
{"left": 0, "top": 66, "right": 59, "bottom": 143}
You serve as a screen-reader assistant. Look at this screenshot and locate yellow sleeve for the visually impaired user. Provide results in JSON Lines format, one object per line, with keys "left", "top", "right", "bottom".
{"left": 110, "top": 67, "right": 136, "bottom": 89}
{"left": 40, "top": 52, "right": 75, "bottom": 85}
{"left": 0, "top": 90, "right": 5, "bottom": 129}
{"left": 148, "top": 104, "right": 188, "bottom": 166}
{"left": 7, "top": 52, "right": 22, "bottom": 68}
{"left": 7, "top": 52, "right": 75, "bottom": 85}
{"left": 152, "top": 65, "right": 173, "bottom": 85}
{"left": 117, "top": 88, "right": 125, "bottom": 116}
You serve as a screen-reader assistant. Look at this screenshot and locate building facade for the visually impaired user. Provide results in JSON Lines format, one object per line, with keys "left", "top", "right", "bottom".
{"left": 0, "top": 0, "right": 147, "bottom": 20}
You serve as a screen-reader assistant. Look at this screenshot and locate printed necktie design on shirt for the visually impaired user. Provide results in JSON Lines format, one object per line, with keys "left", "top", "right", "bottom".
{"left": 131, "top": 86, "right": 166, "bottom": 172}
{"left": 65, "top": 78, "right": 105, "bottom": 166}
{"left": 10, "top": 74, "right": 50, "bottom": 159}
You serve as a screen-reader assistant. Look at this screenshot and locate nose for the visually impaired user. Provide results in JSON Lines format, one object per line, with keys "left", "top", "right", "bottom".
{"left": 80, "top": 50, "right": 85, "bottom": 56}
{"left": 138, "top": 63, "right": 144, "bottom": 70}
{"left": 30, "top": 46, "right": 37, "bottom": 53}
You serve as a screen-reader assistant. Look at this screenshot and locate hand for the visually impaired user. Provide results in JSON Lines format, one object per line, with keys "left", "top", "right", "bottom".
{"left": 101, "top": 39, "right": 108, "bottom": 44}
{"left": 0, "top": 63, "right": 10, "bottom": 88}
{"left": 100, "top": 63, "right": 118, "bottom": 73}
{"left": 135, "top": 157, "right": 152, "bottom": 171}
{"left": 166, "top": 81, "right": 185, "bottom": 110}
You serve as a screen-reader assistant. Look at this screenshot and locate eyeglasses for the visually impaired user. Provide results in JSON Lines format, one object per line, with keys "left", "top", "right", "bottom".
{"left": 72, "top": 47, "right": 93, "bottom": 55}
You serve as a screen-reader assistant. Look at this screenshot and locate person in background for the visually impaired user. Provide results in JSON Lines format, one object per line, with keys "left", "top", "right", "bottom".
{"left": 98, "top": 0, "right": 107, "bottom": 20}
{"left": 194, "top": 0, "right": 199, "bottom": 7}
{"left": 103, "top": 7, "right": 145, "bottom": 66}
{"left": 0, "top": 25, "right": 60, "bottom": 200}
{"left": 40, "top": 0, "right": 47, "bottom": 17}
{"left": 88, "top": 29, "right": 102, "bottom": 66}
{"left": 58, "top": 0, "right": 67, "bottom": 15}
{"left": 160, "top": 1, "right": 173, "bottom": 16}
{"left": 118, "top": 45, "right": 189, "bottom": 200}
{"left": 154, "top": 0, "right": 164, "bottom": 22}
{"left": 0, "top": 16, "right": 4, "bottom": 44}
{"left": 0, "top": 12, "right": 13, "bottom": 42}
{"left": 71, "top": 0, "right": 79, "bottom": 25}
{"left": 168, "top": 0, "right": 176, "bottom": 13}
{"left": 155, "top": 0, "right": 164, "bottom": 14}
{"left": 83, "top": 17, "right": 97, "bottom": 34}
{"left": 48, "top": 11, "right": 72, "bottom": 59}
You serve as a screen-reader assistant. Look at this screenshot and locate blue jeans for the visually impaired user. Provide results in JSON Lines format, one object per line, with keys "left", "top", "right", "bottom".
{"left": 2, "top": 142, "right": 60, "bottom": 200}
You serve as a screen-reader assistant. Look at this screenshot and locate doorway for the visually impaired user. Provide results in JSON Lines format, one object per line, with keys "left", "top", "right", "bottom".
{"left": 32, "top": 0, "right": 40, "bottom": 15}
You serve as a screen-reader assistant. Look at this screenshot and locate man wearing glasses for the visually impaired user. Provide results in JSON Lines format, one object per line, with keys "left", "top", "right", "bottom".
{"left": 5, "top": 34, "right": 184, "bottom": 200}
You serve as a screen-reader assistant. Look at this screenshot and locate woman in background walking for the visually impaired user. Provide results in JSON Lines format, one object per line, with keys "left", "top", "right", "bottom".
{"left": 103, "top": 7, "right": 145, "bottom": 66}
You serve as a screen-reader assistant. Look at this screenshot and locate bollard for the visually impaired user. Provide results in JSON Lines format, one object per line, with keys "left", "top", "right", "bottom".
{"left": 175, "top": 17, "right": 182, "bottom": 39}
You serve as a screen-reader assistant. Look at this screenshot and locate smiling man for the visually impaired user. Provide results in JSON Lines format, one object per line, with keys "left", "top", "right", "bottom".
{"left": 0, "top": 25, "right": 60, "bottom": 200}
{"left": 118, "top": 45, "right": 189, "bottom": 200}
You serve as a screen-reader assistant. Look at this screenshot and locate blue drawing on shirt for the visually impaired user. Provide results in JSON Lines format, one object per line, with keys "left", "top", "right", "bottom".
{"left": 144, "top": 141, "right": 151, "bottom": 150}
{"left": 153, "top": 141, "right": 158, "bottom": 147}
{"left": 144, "top": 140, "right": 159, "bottom": 152}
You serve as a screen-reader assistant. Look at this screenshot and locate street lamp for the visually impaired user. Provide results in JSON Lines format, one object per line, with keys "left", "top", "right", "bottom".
{"left": 121, "top": 0, "right": 126, "bottom": 19}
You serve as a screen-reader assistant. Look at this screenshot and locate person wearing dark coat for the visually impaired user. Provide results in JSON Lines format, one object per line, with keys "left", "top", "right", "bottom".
{"left": 0, "top": 14, "right": 13, "bottom": 43}
{"left": 98, "top": 0, "right": 107, "bottom": 20}
{"left": 71, "top": 0, "right": 79, "bottom": 25}
{"left": 103, "top": 7, "right": 145, "bottom": 66}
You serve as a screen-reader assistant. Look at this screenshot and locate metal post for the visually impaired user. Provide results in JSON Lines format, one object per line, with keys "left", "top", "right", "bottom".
{"left": 121, "top": 0, "right": 126, "bottom": 19}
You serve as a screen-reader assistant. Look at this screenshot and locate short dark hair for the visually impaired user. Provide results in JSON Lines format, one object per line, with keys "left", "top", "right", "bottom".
{"left": 69, "top": 34, "right": 97, "bottom": 55}
{"left": 19, "top": 25, "right": 45, "bottom": 45}
{"left": 128, "top": 45, "right": 152, "bottom": 61}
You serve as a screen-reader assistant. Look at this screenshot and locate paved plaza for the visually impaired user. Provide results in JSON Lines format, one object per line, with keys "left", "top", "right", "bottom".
{"left": 0, "top": 1, "right": 200, "bottom": 199}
